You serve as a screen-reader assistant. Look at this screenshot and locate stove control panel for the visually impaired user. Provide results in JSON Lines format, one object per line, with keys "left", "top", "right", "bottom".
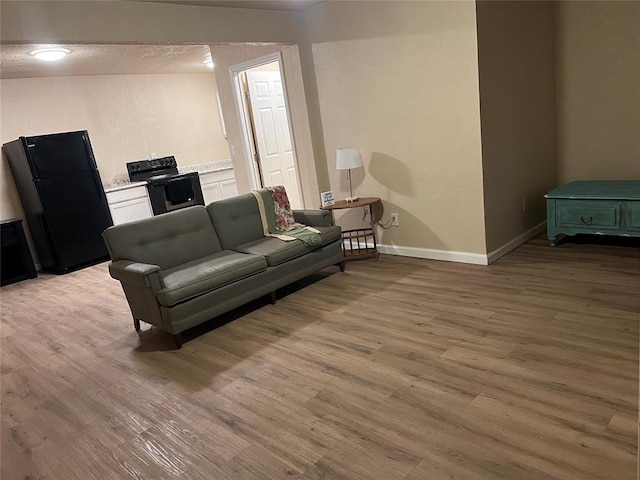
{"left": 127, "top": 156, "right": 178, "bottom": 182}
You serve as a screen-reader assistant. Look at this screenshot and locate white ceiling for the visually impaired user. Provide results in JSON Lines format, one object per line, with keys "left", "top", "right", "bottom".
{"left": 0, "top": 44, "right": 216, "bottom": 80}
{"left": 1, "top": 0, "right": 326, "bottom": 80}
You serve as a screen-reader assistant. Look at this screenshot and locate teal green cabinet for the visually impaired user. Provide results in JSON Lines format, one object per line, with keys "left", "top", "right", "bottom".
{"left": 627, "top": 203, "right": 640, "bottom": 232}
{"left": 545, "top": 181, "right": 640, "bottom": 246}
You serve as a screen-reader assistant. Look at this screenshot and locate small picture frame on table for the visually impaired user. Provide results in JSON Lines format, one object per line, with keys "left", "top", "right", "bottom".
{"left": 321, "top": 191, "right": 335, "bottom": 207}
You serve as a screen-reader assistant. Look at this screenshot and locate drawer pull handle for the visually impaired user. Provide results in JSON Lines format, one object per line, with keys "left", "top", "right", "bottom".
{"left": 581, "top": 216, "right": 593, "bottom": 225}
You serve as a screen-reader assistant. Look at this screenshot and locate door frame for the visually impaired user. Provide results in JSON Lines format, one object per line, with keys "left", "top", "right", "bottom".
{"left": 229, "top": 52, "right": 304, "bottom": 206}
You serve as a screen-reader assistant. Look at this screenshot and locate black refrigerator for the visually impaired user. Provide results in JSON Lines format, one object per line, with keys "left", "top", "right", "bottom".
{"left": 3, "top": 130, "right": 113, "bottom": 274}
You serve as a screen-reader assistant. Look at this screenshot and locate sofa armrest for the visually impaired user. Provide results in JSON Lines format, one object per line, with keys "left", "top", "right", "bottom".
{"left": 108, "top": 260, "right": 164, "bottom": 290}
{"left": 293, "top": 209, "right": 332, "bottom": 227}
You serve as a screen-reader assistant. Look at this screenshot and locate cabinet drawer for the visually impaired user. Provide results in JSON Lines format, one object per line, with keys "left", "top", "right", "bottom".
{"left": 625, "top": 203, "right": 640, "bottom": 231}
{"left": 556, "top": 201, "right": 621, "bottom": 229}
{"left": 106, "top": 185, "right": 149, "bottom": 204}
{"left": 200, "top": 169, "right": 237, "bottom": 205}
{"left": 1, "top": 223, "right": 18, "bottom": 246}
{"left": 109, "top": 197, "right": 153, "bottom": 225}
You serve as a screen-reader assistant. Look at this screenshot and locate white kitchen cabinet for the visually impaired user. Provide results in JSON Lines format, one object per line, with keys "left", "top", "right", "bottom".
{"left": 200, "top": 169, "right": 238, "bottom": 205}
{"left": 106, "top": 184, "right": 153, "bottom": 225}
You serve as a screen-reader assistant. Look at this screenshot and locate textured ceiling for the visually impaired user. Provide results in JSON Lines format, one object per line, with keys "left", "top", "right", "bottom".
{"left": 128, "top": 0, "right": 325, "bottom": 11}
{"left": 0, "top": 1, "right": 327, "bottom": 79}
{"left": 0, "top": 44, "right": 215, "bottom": 79}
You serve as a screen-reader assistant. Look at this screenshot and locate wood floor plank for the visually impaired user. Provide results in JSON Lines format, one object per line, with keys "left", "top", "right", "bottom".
{"left": 462, "top": 394, "right": 635, "bottom": 479}
{"left": 1, "top": 234, "right": 637, "bottom": 479}
{"left": 403, "top": 455, "right": 559, "bottom": 480}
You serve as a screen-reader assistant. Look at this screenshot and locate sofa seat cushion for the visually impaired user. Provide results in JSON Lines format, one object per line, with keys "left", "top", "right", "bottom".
{"left": 234, "top": 225, "right": 342, "bottom": 267}
{"left": 157, "top": 250, "right": 267, "bottom": 307}
{"left": 234, "top": 237, "right": 308, "bottom": 267}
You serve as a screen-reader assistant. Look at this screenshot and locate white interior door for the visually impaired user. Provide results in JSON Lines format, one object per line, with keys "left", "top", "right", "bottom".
{"left": 246, "top": 70, "right": 302, "bottom": 209}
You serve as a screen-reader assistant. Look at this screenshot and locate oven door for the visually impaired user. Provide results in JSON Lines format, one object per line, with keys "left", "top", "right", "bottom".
{"left": 147, "top": 173, "right": 205, "bottom": 215}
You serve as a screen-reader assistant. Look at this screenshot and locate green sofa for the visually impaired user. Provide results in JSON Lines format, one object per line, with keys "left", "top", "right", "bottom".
{"left": 102, "top": 193, "right": 344, "bottom": 348}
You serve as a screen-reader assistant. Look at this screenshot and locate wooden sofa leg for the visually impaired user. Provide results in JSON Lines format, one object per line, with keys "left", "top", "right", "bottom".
{"left": 133, "top": 318, "right": 141, "bottom": 332}
{"left": 338, "top": 261, "right": 346, "bottom": 273}
{"left": 270, "top": 291, "right": 277, "bottom": 305}
{"left": 172, "top": 334, "right": 183, "bottom": 349}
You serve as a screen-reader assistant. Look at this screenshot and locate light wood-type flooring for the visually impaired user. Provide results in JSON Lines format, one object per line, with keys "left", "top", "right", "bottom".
{"left": 1, "top": 235, "right": 638, "bottom": 479}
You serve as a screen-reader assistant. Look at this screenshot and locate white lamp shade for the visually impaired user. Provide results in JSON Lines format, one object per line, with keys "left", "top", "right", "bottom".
{"left": 336, "top": 147, "right": 364, "bottom": 170}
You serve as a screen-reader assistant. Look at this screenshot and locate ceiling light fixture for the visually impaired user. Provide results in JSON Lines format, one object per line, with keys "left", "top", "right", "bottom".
{"left": 30, "top": 48, "right": 71, "bottom": 62}
{"left": 204, "top": 59, "right": 214, "bottom": 69}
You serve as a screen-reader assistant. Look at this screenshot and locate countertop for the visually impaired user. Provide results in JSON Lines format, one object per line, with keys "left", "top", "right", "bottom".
{"left": 180, "top": 159, "right": 233, "bottom": 175}
{"left": 104, "top": 180, "right": 147, "bottom": 193}
{"left": 104, "top": 159, "right": 233, "bottom": 193}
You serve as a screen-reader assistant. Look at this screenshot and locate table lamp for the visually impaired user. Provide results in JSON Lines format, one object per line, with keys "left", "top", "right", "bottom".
{"left": 336, "top": 147, "right": 364, "bottom": 202}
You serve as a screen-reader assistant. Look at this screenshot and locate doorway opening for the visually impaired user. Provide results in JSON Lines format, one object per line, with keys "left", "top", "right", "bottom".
{"left": 231, "top": 53, "right": 304, "bottom": 209}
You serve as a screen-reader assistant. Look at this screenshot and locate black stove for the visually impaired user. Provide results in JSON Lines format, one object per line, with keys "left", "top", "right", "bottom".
{"left": 126, "top": 156, "right": 204, "bottom": 216}
{"left": 127, "top": 156, "right": 180, "bottom": 182}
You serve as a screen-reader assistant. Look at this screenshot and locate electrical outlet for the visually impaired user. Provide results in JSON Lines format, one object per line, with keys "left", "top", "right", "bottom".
{"left": 390, "top": 212, "right": 399, "bottom": 227}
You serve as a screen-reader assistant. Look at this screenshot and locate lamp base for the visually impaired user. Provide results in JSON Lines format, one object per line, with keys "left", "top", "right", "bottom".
{"left": 345, "top": 196, "right": 359, "bottom": 203}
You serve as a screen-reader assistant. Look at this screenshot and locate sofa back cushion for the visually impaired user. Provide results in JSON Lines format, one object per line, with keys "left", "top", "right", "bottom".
{"left": 206, "top": 193, "right": 264, "bottom": 250}
{"left": 103, "top": 206, "right": 223, "bottom": 270}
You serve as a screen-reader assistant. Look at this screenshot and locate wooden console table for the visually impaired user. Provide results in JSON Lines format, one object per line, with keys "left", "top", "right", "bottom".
{"left": 544, "top": 180, "right": 640, "bottom": 246}
{"left": 321, "top": 197, "right": 381, "bottom": 260}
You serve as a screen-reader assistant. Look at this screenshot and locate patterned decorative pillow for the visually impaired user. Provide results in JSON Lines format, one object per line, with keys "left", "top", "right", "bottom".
{"left": 266, "top": 186, "right": 303, "bottom": 232}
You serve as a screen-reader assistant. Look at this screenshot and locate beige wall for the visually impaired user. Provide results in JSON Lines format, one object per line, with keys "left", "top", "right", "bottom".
{"left": 299, "top": 1, "right": 487, "bottom": 254}
{"left": 0, "top": 0, "right": 307, "bottom": 261}
{"left": 11, "top": 0, "right": 634, "bottom": 263}
{"left": 0, "top": 0, "right": 489, "bottom": 259}
{"left": 555, "top": 1, "right": 640, "bottom": 183}
{"left": 0, "top": 0, "right": 322, "bottom": 204}
{"left": 476, "top": 1, "right": 557, "bottom": 253}
{"left": 0, "top": 0, "right": 300, "bottom": 44}
{"left": 1, "top": 73, "right": 228, "bottom": 219}
{"left": 210, "top": 44, "right": 319, "bottom": 207}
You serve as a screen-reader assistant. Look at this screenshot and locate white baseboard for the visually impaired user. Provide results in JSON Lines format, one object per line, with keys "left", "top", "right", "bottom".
{"left": 354, "top": 221, "right": 547, "bottom": 266}
{"left": 486, "top": 221, "right": 547, "bottom": 264}
{"left": 376, "top": 243, "right": 489, "bottom": 265}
